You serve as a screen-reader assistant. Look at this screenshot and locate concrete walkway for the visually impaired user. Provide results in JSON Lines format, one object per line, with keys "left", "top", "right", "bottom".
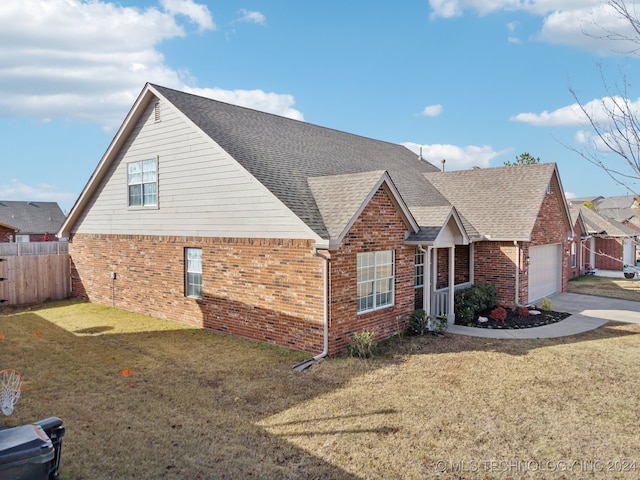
{"left": 448, "top": 292, "right": 640, "bottom": 339}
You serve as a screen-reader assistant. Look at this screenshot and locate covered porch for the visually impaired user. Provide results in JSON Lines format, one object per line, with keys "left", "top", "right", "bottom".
{"left": 406, "top": 207, "right": 471, "bottom": 325}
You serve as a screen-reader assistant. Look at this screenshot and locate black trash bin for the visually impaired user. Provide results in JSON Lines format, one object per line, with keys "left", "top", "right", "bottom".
{"left": 0, "top": 417, "right": 64, "bottom": 480}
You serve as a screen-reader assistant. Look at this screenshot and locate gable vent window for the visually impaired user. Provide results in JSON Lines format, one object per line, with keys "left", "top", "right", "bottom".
{"left": 128, "top": 158, "right": 158, "bottom": 207}
{"left": 154, "top": 102, "right": 161, "bottom": 123}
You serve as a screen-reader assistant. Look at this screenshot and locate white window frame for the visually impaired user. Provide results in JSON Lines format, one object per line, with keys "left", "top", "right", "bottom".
{"left": 127, "top": 158, "right": 158, "bottom": 207}
{"left": 414, "top": 247, "right": 424, "bottom": 287}
{"left": 16, "top": 234, "right": 30, "bottom": 243}
{"left": 571, "top": 242, "right": 577, "bottom": 268}
{"left": 185, "top": 248, "right": 202, "bottom": 299}
{"left": 357, "top": 250, "right": 395, "bottom": 314}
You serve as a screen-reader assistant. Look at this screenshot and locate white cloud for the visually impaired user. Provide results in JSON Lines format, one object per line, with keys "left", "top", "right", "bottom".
{"left": 0, "top": 0, "right": 296, "bottom": 131}
{"left": 160, "top": 0, "right": 215, "bottom": 31}
{"left": 565, "top": 191, "right": 576, "bottom": 199}
{"left": 185, "top": 87, "right": 303, "bottom": 120}
{"left": 0, "top": 179, "right": 77, "bottom": 208}
{"left": 428, "top": 0, "right": 639, "bottom": 56}
{"left": 510, "top": 96, "right": 640, "bottom": 127}
{"left": 236, "top": 8, "right": 266, "bottom": 25}
{"left": 420, "top": 104, "right": 443, "bottom": 117}
{"left": 402, "top": 142, "right": 505, "bottom": 169}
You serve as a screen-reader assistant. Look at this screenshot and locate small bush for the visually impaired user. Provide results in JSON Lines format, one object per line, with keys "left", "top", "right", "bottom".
{"left": 490, "top": 306, "right": 507, "bottom": 321}
{"left": 408, "top": 309, "right": 429, "bottom": 335}
{"left": 541, "top": 298, "right": 552, "bottom": 311}
{"left": 454, "top": 283, "right": 497, "bottom": 322}
{"left": 408, "top": 310, "right": 448, "bottom": 335}
{"left": 517, "top": 306, "right": 530, "bottom": 317}
{"left": 348, "top": 330, "right": 378, "bottom": 359}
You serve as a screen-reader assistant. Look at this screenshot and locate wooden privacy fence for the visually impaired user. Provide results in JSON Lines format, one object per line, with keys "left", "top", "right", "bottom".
{"left": 0, "top": 254, "right": 70, "bottom": 306}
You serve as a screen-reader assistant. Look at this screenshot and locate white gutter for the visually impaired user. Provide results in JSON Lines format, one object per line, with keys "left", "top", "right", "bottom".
{"left": 293, "top": 248, "right": 329, "bottom": 371}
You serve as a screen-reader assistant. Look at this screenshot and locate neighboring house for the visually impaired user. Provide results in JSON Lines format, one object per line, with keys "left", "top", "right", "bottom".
{"left": 0, "top": 201, "right": 66, "bottom": 242}
{"left": 59, "top": 83, "right": 575, "bottom": 356}
{"left": 595, "top": 195, "right": 640, "bottom": 233}
{"left": 569, "top": 202, "right": 638, "bottom": 270}
{"left": 568, "top": 206, "right": 589, "bottom": 277}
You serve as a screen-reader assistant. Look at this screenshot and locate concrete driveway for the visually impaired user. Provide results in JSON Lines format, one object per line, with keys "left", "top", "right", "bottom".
{"left": 448, "top": 292, "right": 640, "bottom": 339}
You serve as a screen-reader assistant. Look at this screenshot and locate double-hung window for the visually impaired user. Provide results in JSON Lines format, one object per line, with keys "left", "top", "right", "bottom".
{"left": 128, "top": 159, "right": 157, "bottom": 207}
{"left": 185, "top": 248, "right": 202, "bottom": 298}
{"left": 357, "top": 250, "right": 394, "bottom": 313}
{"left": 571, "top": 242, "right": 577, "bottom": 268}
{"left": 414, "top": 247, "right": 424, "bottom": 287}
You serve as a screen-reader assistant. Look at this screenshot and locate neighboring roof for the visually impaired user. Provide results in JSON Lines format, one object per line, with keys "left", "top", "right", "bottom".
{"left": 0, "top": 222, "right": 19, "bottom": 232}
{"left": 149, "top": 84, "right": 448, "bottom": 239}
{"left": 425, "top": 163, "right": 571, "bottom": 241}
{"left": 594, "top": 195, "right": 639, "bottom": 224}
{"left": 570, "top": 196, "right": 604, "bottom": 205}
{"left": 576, "top": 204, "right": 638, "bottom": 237}
{"left": 568, "top": 205, "right": 588, "bottom": 237}
{"left": 0, "top": 201, "right": 65, "bottom": 235}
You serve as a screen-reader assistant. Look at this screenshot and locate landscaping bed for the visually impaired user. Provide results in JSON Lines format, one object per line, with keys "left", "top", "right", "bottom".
{"left": 458, "top": 307, "right": 571, "bottom": 329}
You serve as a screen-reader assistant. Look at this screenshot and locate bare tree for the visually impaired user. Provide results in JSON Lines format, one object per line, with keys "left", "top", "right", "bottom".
{"left": 570, "top": 0, "right": 640, "bottom": 193}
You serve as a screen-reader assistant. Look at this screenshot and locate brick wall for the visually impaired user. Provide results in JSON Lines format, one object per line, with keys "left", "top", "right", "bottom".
{"left": 69, "top": 234, "right": 326, "bottom": 354}
{"left": 473, "top": 241, "right": 518, "bottom": 306}
{"left": 594, "top": 237, "right": 624, "bottom": 270}
{"left": 327, "top": 187, "right": 415, "bottom": 355}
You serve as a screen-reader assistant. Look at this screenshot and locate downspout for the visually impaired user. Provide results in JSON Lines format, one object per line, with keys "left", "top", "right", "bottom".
{"left": 514, "top": 241, "right": 519, "bottom": 306}
{"left": 293, "top": 248, "right": 329, "bottom": 371}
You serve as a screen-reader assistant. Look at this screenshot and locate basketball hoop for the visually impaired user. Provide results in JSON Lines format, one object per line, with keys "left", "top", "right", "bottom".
{"left": 0, "top": 369, "right": 22, "bottom": 416}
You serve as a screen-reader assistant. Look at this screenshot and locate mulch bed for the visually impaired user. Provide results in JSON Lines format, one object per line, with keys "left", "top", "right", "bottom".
{"left": 458, "top": 307, "right": 571, "bottom": 329}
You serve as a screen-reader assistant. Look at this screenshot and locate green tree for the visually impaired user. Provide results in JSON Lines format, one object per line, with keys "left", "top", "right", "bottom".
{"left": 503, "top": 152, "right": 541, "bottom": 166}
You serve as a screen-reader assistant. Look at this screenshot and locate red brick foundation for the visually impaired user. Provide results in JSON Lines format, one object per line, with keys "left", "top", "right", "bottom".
{"left": 69, "top": 234, "right": 326, "bottom": 354}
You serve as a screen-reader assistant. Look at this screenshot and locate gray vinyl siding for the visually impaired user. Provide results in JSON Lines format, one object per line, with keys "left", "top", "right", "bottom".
{"left": 72, "top": 99, "right": 319, "bottom": 240}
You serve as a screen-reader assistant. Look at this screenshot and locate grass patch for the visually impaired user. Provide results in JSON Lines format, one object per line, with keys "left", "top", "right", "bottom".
{"left": 2, "top": 299, "right": 640, "bottom": 478}
{"left": 568, "top": 275, "right": 640, "bottom": 303}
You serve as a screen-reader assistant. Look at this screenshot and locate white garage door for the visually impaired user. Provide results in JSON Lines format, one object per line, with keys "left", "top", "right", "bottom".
{"left": 528, "top": 244, "right": 561, "bottom": 303}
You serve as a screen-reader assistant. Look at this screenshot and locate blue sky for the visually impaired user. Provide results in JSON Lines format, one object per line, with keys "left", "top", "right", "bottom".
{"left": 2, "top": 0, "right": 640, "bottom": 213}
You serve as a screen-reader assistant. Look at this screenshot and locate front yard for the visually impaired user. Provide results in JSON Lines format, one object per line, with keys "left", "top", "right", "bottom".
{"left": 567, "top": 274, "right": 640, "bottom": 302}
{"left": 2, "top": 299, "right": 640, "bottom": 479}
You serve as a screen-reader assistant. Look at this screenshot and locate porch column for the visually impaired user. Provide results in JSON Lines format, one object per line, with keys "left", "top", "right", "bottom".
{"left": 423, "top": 246, "right": 432, "bottom": 317}
{"left": 469, "top": 243, "right": 474, "bottom": 284}
{"left": 448, "top": 246, "right": 455, "bottom": 324}
{"left": 432, "top": 248, "right": 438, "bottom": 317}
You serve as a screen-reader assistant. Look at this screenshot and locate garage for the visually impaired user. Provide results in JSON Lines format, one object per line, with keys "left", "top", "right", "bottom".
{"left": 528, "top": 244, "right": 562, "bottom": 303}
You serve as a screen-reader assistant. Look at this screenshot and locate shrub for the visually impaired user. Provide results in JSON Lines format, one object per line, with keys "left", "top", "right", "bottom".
{"left": 408, "top": 309, "right": 429, "bottom": 335}
{"left": 490, "top": 306, "right": 507, "bottom": 321}
{"left": 454, "top": 283, "right": 497, "bottom": 322}
{"left": 541, "top": 298, "right": 552, "bottom": 311}
{"left": 408, "top": 310, "right": 448, "bottom": 335}
{"left": 517, "top": 306, "right": 530, "bottom": 317}
{"left": 348, "top": 330, "right": 378, "bottom": 359}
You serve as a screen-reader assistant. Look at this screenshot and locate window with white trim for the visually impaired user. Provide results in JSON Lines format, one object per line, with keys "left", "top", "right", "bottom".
{"left": 415, "top": 247, "right": 424, "bottom": 287}
{"left": 128, "top": 158, "right": 157, "bottom": 207}
{"left": 185, "top": 248, "right": 202, "bottom": 298}
{"left": 571, "top": 242, "right": 577, "bottom": 268}
{"left": 357, "top": 250, "right": 394, "bottom": 313}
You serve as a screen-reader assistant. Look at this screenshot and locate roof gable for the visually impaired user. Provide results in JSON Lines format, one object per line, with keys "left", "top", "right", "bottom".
{"left": 424, "top": 163, "right": 570, "bottom": 241}
{"left": 308, "top": 171, "right": 418, "bottom": 246}
{"left": 577, "top": 205, "right": 638, "bottom": 237}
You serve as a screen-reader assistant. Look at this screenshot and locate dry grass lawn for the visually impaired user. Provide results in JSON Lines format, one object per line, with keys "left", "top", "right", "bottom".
{"left": 568, "top": 274, "right": 640, "bottom": 302}
{"left": 2, "top": 298, "right": 640, "bottom": 479}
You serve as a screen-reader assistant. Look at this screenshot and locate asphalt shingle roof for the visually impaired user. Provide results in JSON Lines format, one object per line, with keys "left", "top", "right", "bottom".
{"left": 151, "top": 84, "right": 447, "bottom": 239}
{"left": 425, "top": 163, "right": 559, "bottom": 241}
{"left": 573, "top": 204, "right": 638, "bottom": 237}
{"left": 0, "top": 201, "right": 65, "bottom": 235}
